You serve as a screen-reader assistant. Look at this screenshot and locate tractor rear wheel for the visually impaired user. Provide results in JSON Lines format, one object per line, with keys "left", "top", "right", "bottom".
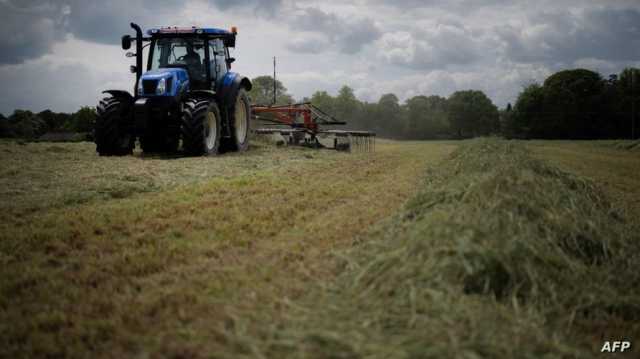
{"left": 181, "top": 98, "right": 221, "bottom": 156}
{"left": 221, "top": 89, "right": 251, "bottom": 152}
{"left": 94, "top": 97, "right": 134, "bottom": 156}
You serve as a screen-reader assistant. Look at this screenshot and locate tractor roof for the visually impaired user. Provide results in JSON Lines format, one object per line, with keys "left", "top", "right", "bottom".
{"left": 147, "top": 26, "right": 234, "bottom": 36}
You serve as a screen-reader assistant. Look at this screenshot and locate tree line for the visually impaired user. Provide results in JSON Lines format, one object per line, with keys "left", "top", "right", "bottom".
{"left": 249, "top": 67, "right": 639, "bottom": 140}
{"left": 249, "top": 75, "right": 499, "bottom": 139}
{"left": 502, "top": 68, "right": 639, "bottom": 139}
{"left": 2, "top": 68, "right": 638, "bottom": 140}
{"left": 0, "top": 107, "right": 96, "bottom": 139}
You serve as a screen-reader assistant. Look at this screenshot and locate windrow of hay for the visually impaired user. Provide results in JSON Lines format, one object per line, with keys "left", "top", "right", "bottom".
{"left": 224, "top": 139, "right": 640, "bottom": 358}
{"left": 595, "top": 139, "right": 640, "bottom": 151}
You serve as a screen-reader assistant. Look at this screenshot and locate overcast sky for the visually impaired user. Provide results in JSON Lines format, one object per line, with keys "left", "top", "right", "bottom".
{"left": 1, "top": 0, "right": 639, "bottom": 114}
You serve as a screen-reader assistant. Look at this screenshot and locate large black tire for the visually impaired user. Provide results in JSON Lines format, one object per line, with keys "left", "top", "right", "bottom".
{"left": 94, "top": 97, "right": 134, "bottom": 156}
{"left": 221, "top": 89, "right": 251, "bottom": 152}
{"left": 181, "top": 98, "right": 221, "bottom": 156}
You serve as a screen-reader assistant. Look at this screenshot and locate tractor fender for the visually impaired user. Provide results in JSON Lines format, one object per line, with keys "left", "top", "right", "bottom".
{"left": 217, "top": 73, "right": 252, "bottom": 109}
{"left": 102, "top": 90, "right": 134, "bottom": 104}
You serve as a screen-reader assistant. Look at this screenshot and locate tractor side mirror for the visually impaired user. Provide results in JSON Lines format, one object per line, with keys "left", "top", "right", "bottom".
{"left": 129, "top": 65, "right": 137, "bottom": 74}
{"left": 121, "top": 35, "right": 132, "bottom": 50}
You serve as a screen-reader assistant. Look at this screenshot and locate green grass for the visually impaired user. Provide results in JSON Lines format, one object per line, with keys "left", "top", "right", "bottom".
{"left": 1, "top": 138, "right": 638, "bottom": 358}
{"left": 0, "top": 139, "right": 347, "bottom": 224}
{"left": 0, "top": 138, "right": 456, "bottom": 358}
{"left": 527, "top": 140, "right": 640, "bottom": 218}
{"left": 211, "top": 139, "right": 640, "bottom": 358}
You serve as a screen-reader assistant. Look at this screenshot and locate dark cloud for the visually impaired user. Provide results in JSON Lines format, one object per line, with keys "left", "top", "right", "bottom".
{"left": 369, "top": 0, "right": 514, "bottom": 12}
{"left": 378, "top": 24, "right": 486, "bottom": 70}
{"left": 0, "top": 0, "right": 187, "bottom": 64}
{"left": 0, "top": 0, "right": 285, "bottom": 65}
{"left": 66, "top": 0, "right": 185, "bottom": 45}
{"left": 0, "top": 60, "right": 105, "bottom": 113}
{"left": 0, "top": 0, "right": 282, "bottom": 64}
{"left": 66, "top": 1, "right": 135, "bottom": 45}
{"left": 497, "top": 7, "right": 640, "bottom": 65}
{"left": 287, "top": 7, "right": 381, "bottom": 54}
{"left": 209, "top": 0, "right": 283, "bottom": 14}
{"left": 2, "top": 0, "right": 640, "bottom": 114}
{"left": 0, "top": 0, "right": 68, "bottom": 64}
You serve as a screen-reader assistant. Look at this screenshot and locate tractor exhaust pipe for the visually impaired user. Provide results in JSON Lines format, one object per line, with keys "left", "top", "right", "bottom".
{"left": 130, "top": 22, "right": 143, "bottom": 96}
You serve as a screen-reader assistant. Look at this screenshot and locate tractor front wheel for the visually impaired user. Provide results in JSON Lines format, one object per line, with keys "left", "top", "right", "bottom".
{"left": 94, "top": 97, "right": 134, "bottom": 156}
{"left": 222, "top": 89, "right": 251, "bottom": 152}
{"left": 181, "top": 98, "right": 221, "bottom": 156}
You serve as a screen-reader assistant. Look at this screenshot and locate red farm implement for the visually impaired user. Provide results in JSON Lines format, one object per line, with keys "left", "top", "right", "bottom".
{"left": 250, "top": 57, "right": 375, "bottom": 152}
{"left": 252, "top": 103, "right": 376, "bottom": 152}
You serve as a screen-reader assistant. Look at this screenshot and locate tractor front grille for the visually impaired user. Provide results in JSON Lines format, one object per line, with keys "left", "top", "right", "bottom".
{"left": 142, "top": 79, "right": 158, "bottom": 95}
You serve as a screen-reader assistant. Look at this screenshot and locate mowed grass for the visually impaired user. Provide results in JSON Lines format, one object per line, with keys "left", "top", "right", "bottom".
{"left": 213, "top": 139, "right": 639, "bottom": 358}
{"left": 527, "top": 140, "right": 640, "bottom": 218}
{"left": 2, "top": 138, "right": 638, "bottom": 358}
{"left": 0, "top": 138, "right": 456, "bottom": 358}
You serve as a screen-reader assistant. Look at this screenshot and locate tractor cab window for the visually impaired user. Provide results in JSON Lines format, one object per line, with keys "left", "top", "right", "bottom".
{"left": 151, "top": 37, "right": 207, "bottom": 89}
{"left": 209, "top": 38, "right": 228, "bottom": 82}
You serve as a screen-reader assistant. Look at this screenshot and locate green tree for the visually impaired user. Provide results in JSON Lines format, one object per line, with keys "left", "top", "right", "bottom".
{"left": 334, "top": 86, "right": 360, "bottom": 126}
{"left": 0, "top": 113, "right": 11, "bottom": 137}
{"left": 353, "top": 102, "right": 378, "bottom": 132}
{"left": 37, "top": 110, "right": 73, "bottom": 133}
{"left": 66, "top": 107, "right": 97, "bottom": 133}
{"left": 509, "top": 84, "right": 545, "bottom": 138}
{"left": 617, "top": 68, "right": 640, "bottom": 139}
{"left": 405, "top": 95, "right": 449, "bottom": 139}
{"left": 248, "top": 76, "right": 294, "bottom": 105}
{"left": 310, "top": 91, "right": 337, "bottom": 116}
{"left": 541, "top": 68, "right": 604, "bottom": 138}
{"left": 499, "top": 102, "right": 514, "bottom": 138}
{"left": 8, "top": 110, "right": 46, "bottom": 138}
{"left": 447, "top": 90, "right": 499, "bottom": 138}
{"left": 377, "top": 93, "right": 404, "bottom": 137}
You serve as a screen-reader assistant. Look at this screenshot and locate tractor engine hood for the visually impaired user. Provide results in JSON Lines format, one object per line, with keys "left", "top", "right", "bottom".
{"left": 138, "top": 68, "right": 189, "bottom": 97}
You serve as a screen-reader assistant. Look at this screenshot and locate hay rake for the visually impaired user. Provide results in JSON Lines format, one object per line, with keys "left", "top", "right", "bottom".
{"left": 251, "top": 57, "right": 375, "bottom": 152}
{"left": 252, "top": 102, "right": 376, "bottom": 152}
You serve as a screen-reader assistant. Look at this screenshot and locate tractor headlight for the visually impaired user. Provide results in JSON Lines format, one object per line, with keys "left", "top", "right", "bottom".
{"left": 156, "top": 78, "right": 166, "bottom": 95}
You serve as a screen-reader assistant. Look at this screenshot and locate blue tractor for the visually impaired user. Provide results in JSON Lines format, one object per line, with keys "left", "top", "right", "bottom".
{"left": 95, "top": 23, "right": 252, "bottom": 156}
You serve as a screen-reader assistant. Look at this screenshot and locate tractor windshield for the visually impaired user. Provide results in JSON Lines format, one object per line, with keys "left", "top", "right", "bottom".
{"left": 150, "top": 37, "right": 207, "bottom": 88}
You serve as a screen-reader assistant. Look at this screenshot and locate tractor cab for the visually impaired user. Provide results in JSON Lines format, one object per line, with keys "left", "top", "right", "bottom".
{"left": 137, "top": 27, "right": 236, "bottom": 96}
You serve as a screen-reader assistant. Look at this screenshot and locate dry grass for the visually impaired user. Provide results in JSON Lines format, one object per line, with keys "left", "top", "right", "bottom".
{"left": 0, "top": 138, "right": 455, "bottom": 358}
{"left": 527, "top": 140, "right": 640, "bottom": 218}
{"left": 210, "top": 139, "right": 640, "bottom": 358}
{"left": 2, "top": 138, "right": 638, "bottom": 358}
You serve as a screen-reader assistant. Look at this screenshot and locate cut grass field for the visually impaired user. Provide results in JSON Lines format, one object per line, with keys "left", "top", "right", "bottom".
{"left": 0, "top": 139, "right": 456, "bottom": 357}
{"left": 1, "top": 138, "right": 638, "bottom": 358}
{"left": 527, "top": 140, "right": 640, "bottom": 218}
